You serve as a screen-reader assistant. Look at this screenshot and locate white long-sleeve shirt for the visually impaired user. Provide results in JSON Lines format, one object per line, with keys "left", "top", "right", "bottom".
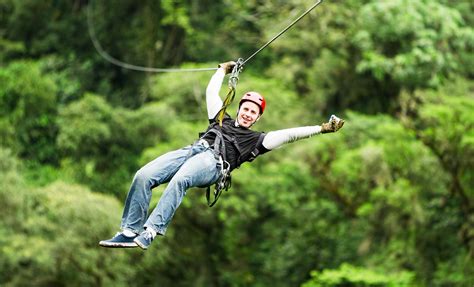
{"left": 206, "top": 68, "right": 323, "bottom": 151}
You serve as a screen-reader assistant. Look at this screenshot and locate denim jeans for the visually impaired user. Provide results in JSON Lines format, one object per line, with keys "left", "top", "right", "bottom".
{"left": 120, "top": 141, "right": 221, "bottom": 235}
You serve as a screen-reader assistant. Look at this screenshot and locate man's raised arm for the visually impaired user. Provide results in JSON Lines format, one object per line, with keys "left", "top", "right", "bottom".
{"left": 206, "top": 61, "right": 235, "bottom": 120}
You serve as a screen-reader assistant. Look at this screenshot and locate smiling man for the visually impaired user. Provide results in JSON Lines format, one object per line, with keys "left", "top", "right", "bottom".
{"left": 238, "top": 95, "right": 261, "bottom": 128}
{"left": 99, "top": 61, "right": 345, "bottom": 250}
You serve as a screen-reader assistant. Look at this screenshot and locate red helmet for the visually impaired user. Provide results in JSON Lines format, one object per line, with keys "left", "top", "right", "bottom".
{"left": 239, "top": 91, "right": 266, "bottom": 114}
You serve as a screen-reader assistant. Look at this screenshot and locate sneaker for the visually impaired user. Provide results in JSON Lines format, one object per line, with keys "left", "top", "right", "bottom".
{"left": 99, "top": 232, "right": 138, "bottom": 248}
{"left": 134, "top": 230, "right": 155, "bottom": 250}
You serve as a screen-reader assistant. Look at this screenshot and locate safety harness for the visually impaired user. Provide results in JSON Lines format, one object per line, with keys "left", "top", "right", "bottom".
{"left": 199, "top": 122, "right": 265, "bottom": 207}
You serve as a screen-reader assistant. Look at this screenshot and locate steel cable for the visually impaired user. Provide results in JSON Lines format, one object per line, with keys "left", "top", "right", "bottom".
{"left": 87, "top": 0, "right": 323, "bottom": 73}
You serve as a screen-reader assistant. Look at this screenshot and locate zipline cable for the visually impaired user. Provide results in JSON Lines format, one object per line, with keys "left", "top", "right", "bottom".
{"left": 241, "top": 0, "right": 323, "bottom": 66}
{"left": 87, "top": 0, "right": 324, "bottom": 73}
{"left": 87, "top": 0, "right": 218, "bottom": 73}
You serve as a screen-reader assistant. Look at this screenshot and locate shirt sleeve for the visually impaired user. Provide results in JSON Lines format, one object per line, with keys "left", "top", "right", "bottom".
{"left": 206, "top": 68, "right": 225, "bottom": 119}
{"left": 261, "top": 125, "right": 322, "bottom": 150}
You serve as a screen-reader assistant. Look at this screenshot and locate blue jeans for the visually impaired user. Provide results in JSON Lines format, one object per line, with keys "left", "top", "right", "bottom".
{"left": 120, "top": 141, "right": 221, "bottom": 235}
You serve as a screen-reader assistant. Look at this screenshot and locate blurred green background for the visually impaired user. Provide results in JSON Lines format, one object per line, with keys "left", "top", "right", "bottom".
{"left": 0, "top": 0, "right": 473, "bottom": 286}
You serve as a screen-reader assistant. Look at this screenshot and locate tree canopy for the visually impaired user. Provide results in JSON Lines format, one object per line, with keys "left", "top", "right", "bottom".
{"left": 1, "top": 0, "right": 473, "bottom": 286}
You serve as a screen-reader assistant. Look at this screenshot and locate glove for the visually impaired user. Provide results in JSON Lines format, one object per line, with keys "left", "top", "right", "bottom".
{"left": 321, "top": 115, "right": 345, "bottom": 134}
{"left": 218, "top": 61, "right": 236, "bottom": 75}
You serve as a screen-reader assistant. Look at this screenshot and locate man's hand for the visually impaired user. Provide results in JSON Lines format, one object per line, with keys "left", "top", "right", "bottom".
{"left": 218, "top": 61, "right": 236, "bottom": 75}
{"left": 321, "top": 115, "right": 345, "bottom": 134}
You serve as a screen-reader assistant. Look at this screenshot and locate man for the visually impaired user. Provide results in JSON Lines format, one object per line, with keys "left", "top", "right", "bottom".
{"left": 99, "top": 61, "right": 344, "bottom": 250}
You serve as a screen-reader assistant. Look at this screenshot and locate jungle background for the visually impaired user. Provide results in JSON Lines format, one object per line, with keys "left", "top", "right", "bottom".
{"left": 1, "top": 0, "right": 473, "bottom": 286}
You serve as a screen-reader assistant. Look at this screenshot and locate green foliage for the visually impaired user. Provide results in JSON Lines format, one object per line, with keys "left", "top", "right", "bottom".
{"left": 354, "top": 0, "right": 472, "bottom": 90}
{"left": 38, "top": 55, "right": 89, "bottom": 104}
{"left": 417, "top": 93, "right": 474, "bottom": 198}
{"left": 297, "top": 111, "right": 473, "bottom": 285}
{"left": 57, "top": 93, "right": 173, "bottom": 196}
{"left": 433, "top": 253, "right": 474, "bottom": 287}
{"left": 266, "top": 0, "right": 473, "bottom": 114}
{"left": 0, "top": 148, "right": 136, "bottom": 286}
{"left": 149, "top": 63, "right": 216, "bottom": 118}
{"left": 301, "top": 263, "right": 416, "bottom": 287}
{"left": 0, "top": 38, "right": 25, "bottom": 63}
{"left": 410, "top": 82, "right": 474, "bottom": 262}
{"left": 1, "top": 0, "right": 473, "bottom": 286}
{"left": 0, "top": 60, "right": 58, "bottom": 163}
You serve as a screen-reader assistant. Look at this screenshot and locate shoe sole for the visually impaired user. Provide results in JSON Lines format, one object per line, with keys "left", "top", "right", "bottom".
{"left": 133, "top": 238, "right": 149, "bottom": 250}
{"left": 99, "top": 241, "right": 138, "bottom": 248}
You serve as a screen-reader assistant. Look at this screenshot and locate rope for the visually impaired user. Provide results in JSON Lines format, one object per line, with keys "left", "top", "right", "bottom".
{"left": 87, "top": 0, "right": 217, "bottom": 73}
{"left": 216, "top": 58, "right": 244, "bottom": 126}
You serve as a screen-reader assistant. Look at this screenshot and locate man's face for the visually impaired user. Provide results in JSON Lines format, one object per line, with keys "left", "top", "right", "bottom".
{"left": 237, "top": 101, "right": 260, "bottom": 128}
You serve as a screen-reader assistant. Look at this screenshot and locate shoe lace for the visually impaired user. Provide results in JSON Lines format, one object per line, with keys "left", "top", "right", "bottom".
{"left": 143, "top": 230, "right": 153, "bottom": 240}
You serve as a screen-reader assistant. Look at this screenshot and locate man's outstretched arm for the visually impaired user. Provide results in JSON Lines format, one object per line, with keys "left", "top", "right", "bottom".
{"left": 262, "top": 115, "right": 344, "bottom": 150}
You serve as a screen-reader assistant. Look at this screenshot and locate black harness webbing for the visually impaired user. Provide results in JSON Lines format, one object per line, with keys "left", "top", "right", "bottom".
{"left": 247, "top": 133, "right": 265, "bottom": 163}
{"left": 200, "top": 123, "right": 264, "bottom": 207}
{"left": 200, "top": 127, "right": 233, "bottom": 207}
